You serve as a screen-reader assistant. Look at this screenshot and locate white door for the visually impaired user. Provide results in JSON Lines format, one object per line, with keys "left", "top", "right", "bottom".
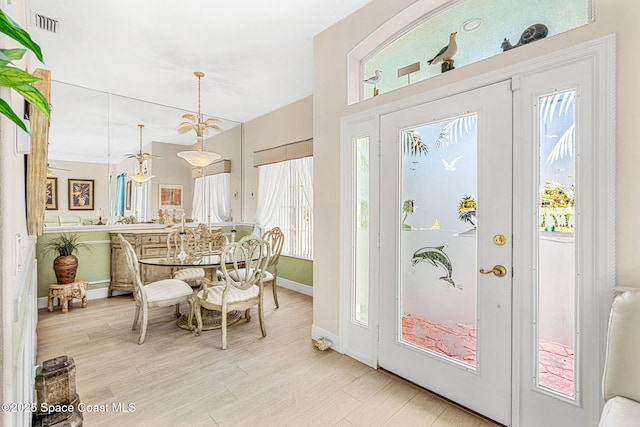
{"left": 378, "top": 80, "right": 513, "bottom": 425}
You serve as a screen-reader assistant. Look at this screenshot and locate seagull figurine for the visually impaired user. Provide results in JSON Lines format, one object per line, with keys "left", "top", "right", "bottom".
{"left": 363, "top": 69, "right": 383, "bottom": 85}
{"left": 427, "top": 32, "right": 458, "bottom": 65}
{"left": 363, "top": 70, "right": 383, "bottom": 96}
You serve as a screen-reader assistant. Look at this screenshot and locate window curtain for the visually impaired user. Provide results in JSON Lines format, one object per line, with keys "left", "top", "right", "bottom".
{"left": 192, "top": 173, "right": 230, "bottom": 224}
{"left": 254, "top": 161, "right": 288, "bottom": 235}
{"left": 293, "top": 157, "right": 313, "bottom": 210}
{"left": 114, "top": 173, "right": 126, "bottom": 216}
{"left": 130, "top": 182, "right": 148, "bottom": 222}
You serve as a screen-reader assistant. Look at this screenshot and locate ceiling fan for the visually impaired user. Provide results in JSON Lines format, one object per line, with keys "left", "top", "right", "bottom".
{"left": 47, "top": 163, "right": 70, "bottom": 177}
{"left": 124, "top": 123, "right": 161, "bottom": 163}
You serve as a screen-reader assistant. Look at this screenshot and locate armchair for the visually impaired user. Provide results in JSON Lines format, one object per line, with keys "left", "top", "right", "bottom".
{"left": 599, "top": 290, "right": 640, "bottom": 426}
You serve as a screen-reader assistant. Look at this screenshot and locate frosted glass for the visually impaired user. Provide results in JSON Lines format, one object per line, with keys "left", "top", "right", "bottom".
{"left": 362, "top": 0, "right": 590, "bottom": 100}
{"left": 354, "top": 137, "right": 370, "bottom": 324}
{"left": 399, "top": 115, "right": 478, "bottom": 368}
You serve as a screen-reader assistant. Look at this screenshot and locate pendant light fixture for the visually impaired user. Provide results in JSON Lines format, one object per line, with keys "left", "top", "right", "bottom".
{"left": 176, "top": 71, "right": 223, "bottom": 168}
{"left": 126, "top": 124, "right": 155, "bottom": 185}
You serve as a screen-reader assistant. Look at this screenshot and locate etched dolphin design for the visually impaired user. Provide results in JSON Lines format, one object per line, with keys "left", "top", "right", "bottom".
{"left": 411, "top": 245, "right": 458, "bottom": 288}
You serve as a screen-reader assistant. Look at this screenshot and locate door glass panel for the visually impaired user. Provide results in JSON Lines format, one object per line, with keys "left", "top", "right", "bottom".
{"left": 537, "top": 90, "right": 576, "bottom": 397}
{"left": 400, "top": 114, "right": 478, "bottom": 368}
{"left": 354, "top": 136, "right": 370, "bottom": 324}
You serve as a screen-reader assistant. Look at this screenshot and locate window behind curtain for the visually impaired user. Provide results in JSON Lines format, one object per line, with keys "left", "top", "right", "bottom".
{"left": 264, "top": 157, "right": 313, "bottom": 259}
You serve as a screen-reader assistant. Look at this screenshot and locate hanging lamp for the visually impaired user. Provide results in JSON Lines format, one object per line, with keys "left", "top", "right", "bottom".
{"left": 127, "top": 124, "right": 155, "bottom": 185}
{"left": 176, "top": 71, "right": 222, "bottom": 168}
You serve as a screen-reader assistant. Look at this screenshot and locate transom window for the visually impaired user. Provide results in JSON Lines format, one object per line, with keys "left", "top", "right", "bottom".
{"left": 351, "top": 0, "right": 591, "bottom": 103}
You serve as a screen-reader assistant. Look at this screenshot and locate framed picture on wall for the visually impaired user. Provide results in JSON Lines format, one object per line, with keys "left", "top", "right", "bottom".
{"left": 125, "top": 180, "right": 132, "bottom": 210}
{"left": 68, "top": 179, "right": 94, "bottom": 210}
{"left": 159, "top": 184, "right": 183, "bottom": 210}
{"left": 45, "top": 177, "right": 58, "bottom": 210}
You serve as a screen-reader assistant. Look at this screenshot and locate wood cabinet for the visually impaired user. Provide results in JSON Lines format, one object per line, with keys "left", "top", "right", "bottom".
{"left": 109, "top": 229, "right": 172, "bottom": 295}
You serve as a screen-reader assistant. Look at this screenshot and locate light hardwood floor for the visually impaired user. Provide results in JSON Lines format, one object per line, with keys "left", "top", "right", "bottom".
{"left": 36, "top": 288, "right": 502, "bottom": 426}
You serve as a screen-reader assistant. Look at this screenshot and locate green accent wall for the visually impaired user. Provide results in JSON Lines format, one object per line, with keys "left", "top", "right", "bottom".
{"left": 277, "top": 256, "right": 313, "bottom": 287}
{"left": 36, "top": 231, "right": 112, "bottom": 298}
{"left": 36, "top": 225, "right": 313, "bottom": 298}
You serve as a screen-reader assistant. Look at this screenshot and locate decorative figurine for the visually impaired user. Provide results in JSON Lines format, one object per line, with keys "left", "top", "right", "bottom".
{"left": 427, "top": 31, "right": 458, "bottom": 73}
{"left": 363, "top": 69, "right": 383, "bottom": 96}
{"left": 501, "top": 23, "right": 548, "bottom": 51}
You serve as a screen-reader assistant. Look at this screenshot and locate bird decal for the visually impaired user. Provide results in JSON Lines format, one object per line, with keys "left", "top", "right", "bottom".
{"left": 441, "top": 156, "right": 462, "bottom": 171}
{"left": 427, "top": 32, "right": 458, "bottom": 65}
{"left": 411, "top": 245, "right": 459, "bottom": 289}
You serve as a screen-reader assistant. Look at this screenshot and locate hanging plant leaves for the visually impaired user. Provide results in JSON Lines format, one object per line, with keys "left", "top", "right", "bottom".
{"left": 0, "top": 47, "right": 26, "bottom": 64}
{"left": 0, "top": 97, "right": 28, "bottom": 132}
{"left": 13, "top": 83, "right": 50, "bottom": 116}
{"left": 0, "top": 65, "right": 41, "bottom": 87}
{"left": 0, "top": 10, "right": 43, "bottom": 62}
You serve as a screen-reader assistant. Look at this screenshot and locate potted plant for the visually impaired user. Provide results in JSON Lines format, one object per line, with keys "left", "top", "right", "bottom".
{"left": 43, "top": 233, "right": 88, "bottom": 284}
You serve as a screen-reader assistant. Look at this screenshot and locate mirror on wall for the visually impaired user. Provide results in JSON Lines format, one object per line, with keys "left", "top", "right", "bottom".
{"left": 46, "top": 81, "right": 243, "bottom": 224}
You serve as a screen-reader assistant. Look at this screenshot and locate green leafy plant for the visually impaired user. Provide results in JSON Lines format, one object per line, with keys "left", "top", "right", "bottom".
{"left": 43, "top": 233, "right": 88, "bottom": 257}
{"left": 0, "top": 9, "right": 50, "bottom": 133}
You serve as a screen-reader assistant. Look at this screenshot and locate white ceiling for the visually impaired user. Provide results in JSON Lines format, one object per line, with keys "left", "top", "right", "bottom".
{"left": 24, "top": 0, "right": 372, "bottom": 162}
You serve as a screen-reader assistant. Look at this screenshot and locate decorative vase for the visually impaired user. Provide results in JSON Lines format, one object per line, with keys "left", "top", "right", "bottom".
{"left": 53, "top": 255, "right": 78, "bottom": 284}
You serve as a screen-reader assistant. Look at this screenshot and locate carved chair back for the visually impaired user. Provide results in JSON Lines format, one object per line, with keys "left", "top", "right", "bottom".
{"left": 262, "top": 227, "right": 284, "bottom": 268}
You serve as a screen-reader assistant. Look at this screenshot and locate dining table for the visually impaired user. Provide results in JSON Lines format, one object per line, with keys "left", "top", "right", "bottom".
{"left": 138, "top": 253, "right": 244, "bottom": 331}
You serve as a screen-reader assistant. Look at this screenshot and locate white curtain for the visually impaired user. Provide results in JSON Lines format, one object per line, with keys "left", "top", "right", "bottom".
{"left": 192, "top": 173, "right": 230, "bottom": 224}
{"left": 254, "top": 161, "right": 288, "bottom": 235}
{"left": 293, "top": 157, "right": 313, "bottom": 210}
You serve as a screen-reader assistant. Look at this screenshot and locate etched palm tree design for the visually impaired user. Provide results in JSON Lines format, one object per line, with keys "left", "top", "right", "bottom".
{"left": 401, "top": 129, "right": 428, "bottom": 156}
{"left": 402, "top": 199, "right": 415, "bottom": 229}
{"left": 457, "top": 195, "right": 477, "bottom": 227}
{"left": 435, "top": 114, "right": 477, "bottom": 148}
{"left": 542, "top": 90, "right": 576, "bottom": 165}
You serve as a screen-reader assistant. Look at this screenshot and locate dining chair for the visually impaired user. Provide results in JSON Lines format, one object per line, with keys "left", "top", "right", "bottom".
{"left": 261, "top": 227, "right": 285, "bottom": 308}
{"left": 193, "top": 237, "right": 270, "bottom": 349}
{"left": 167, "top": 228, "right": 205, "bottom": 287}
{"left": 118, "top": 234, "right": 193, "bottom": 344}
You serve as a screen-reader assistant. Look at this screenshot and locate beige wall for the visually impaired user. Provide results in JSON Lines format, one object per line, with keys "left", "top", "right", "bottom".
{"left": 313, "top": 0, "right": 640, "bottom": 335}
{"left": 242, "top": 96, "right": 313, "bottom": 222}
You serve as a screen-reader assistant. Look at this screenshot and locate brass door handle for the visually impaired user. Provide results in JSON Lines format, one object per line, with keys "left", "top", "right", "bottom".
{"left": 479, "top": 265, "right": 507, "bottom": 277}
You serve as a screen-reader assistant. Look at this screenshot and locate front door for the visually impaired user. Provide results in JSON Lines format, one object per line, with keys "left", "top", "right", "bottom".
{"left": 378, "top": 80, "right": 513, "bottom": 424}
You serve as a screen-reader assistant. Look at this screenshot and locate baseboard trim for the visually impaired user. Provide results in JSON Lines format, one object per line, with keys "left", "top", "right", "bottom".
{"left": 38, "top": 278, "right": 311, "bottom": 309}
{"left": 37, "top": 285, "right": 131, "bottom": 309}
{"left": 276, "top": 277, "right": 313, "bottom": 297}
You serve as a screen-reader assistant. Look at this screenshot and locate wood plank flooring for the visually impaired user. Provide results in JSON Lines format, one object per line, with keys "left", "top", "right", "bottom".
{"left": 36, "top": 288, "right": 502, "bottom": 426}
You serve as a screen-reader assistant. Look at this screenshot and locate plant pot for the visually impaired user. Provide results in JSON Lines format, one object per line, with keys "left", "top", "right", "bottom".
{"left": 53, "top": 255, "right": 78, "bottom": 284}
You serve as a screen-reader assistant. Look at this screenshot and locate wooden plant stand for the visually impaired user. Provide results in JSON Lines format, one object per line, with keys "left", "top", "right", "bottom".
{"left": 48, "top": 280, "right": 88, "bottom": 314}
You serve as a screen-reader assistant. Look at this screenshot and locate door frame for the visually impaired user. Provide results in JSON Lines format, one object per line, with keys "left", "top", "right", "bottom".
{"left": 340, "top": 35, "right": 615, "bottom": 426}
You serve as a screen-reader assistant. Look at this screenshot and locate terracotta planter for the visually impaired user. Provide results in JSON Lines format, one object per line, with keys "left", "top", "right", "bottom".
{"left": 53, "top": 255, "right": 78, "bottom": 284}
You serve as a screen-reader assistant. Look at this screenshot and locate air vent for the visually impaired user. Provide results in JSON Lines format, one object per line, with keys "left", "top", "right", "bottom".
{"left": 33, "top": 13, "right": 60, "bottom": 33}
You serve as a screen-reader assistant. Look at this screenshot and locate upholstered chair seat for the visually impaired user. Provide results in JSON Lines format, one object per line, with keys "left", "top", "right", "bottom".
{"left": 173, "top": 267, "right": 206, "bottom": 282}
{"left": 118, "top": 234, "right": 193, "bottom": 344}
{"left": 193, "top": 237, "right": 270, "bottom": 349}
